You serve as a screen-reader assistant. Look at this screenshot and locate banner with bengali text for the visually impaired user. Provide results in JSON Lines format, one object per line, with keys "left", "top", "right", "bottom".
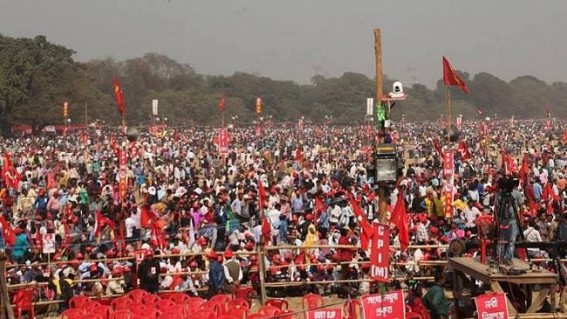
{"left": 361, "top": 290, "right": 405, "bottom": 319}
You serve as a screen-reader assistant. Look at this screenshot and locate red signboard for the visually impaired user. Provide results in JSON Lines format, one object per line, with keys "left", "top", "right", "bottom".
{"left": 306, "top": 308, "right": 342, "bottom": 319}
{"left": 474, "top": 293, "right": 509, "bottom": 319}
{"left": 370, "top": 223, "right": 389, "bottom": 282}
{"left": 443, "top": 150, "right": 454, "bottom": 177}
{"left": 361, "top": 290, "right": 405, "bottom": 319}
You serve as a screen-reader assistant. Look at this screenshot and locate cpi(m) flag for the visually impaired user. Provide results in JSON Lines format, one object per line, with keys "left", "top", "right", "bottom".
{"left": 443, "top": 56, "right": 470, "bottom": 94}
{"left": 113, "top": 76, "right": 125, "bottom": 116}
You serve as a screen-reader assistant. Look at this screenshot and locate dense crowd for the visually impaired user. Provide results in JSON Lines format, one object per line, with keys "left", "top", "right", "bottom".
{"left": 0, "top": 119, "right": 566, "bottom": 316}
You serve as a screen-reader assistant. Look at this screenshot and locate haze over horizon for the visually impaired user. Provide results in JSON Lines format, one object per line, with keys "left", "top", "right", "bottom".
{"left": 1, "top": 0, "right": 566, "bottom": 89}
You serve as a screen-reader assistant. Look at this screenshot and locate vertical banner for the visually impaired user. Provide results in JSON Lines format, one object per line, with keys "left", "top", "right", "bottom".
{"left": 306, "top": 308, "right": 342, "bottom": 319}
{"left": 255, "top": 97, "right": 263, "bottom": 114}
{"left": 218, "top": 128, "right": 229, "bottom": 154}
{"left": 509, "top": 116, "right": 514, "bottom": 128}
{"left": 152, "top": 99, "right": 159, "bottom": 116}
{"left": 119, "top": 148, "right": 128, "bottom": 201}
{"left": 456, "top": 116, "right": 462, "bottom": 130}
{"left": 442, "top": 150, "right": 454, "bottom": 177}
{"left": 545, "top": 118, "right": 552, "bottom": 130}
{"left": 297, "top": 117, "right": 304, "bottom": 131}
{"left": 474, "top": 293, "right": 509, "bottom": 319}
{"left": 443, "top": 182, "right": 454, "bottom": 219}
{"left": 366, "top": 98, "right": 374, "bottom": 116}
{"left": 361, "top": 290, "right": 405, "bottom": 319}
{"left": 370, "top": 223, "right": 389, "bottom": 282}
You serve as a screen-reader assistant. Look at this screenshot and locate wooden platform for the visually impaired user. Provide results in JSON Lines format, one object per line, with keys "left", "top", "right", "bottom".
{"left": 450, "top": 257, "right": 560, "bottom": 316}
{"left": 449, "top": 257, "right": 558, "bottom": 285}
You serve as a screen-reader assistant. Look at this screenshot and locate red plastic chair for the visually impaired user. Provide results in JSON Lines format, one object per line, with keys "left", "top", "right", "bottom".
{"left": 167, "top": 293, "right": 191, "bottom": 304}
{"left": 259, "top": 305, "right": 282, "bottom": 318}
{"left": 109, "top": 310, "right": 133, "bottom": 319}
{"left": 127, "top": 289, "right": 149, "bottom": 303}
{"left": 155, "top": 299, "right": 176, "bottom": 311}
{"left": 127, "top": 303, "right": 147, "bottom": 314}
{"left": 229, "top": 305, "right": 249, "bottom": 319}
{"left": 232, "top": 286, "right": 257, "bottom": 305}
{"left": 186, "top": 297, "right": 205, "bottom": 312}
{"left": 134, "top": 308, "right": 160, "bottom": 319}
{"left": 12, "top": 288, "right": 35, "bottom": 319}
{"left": 62, "top": 308, "right": 86, "bottom": 319}
{"left": 111, "top": 297, "right": 133, "bottom": 311}
{"left": 302, "top": 293, "right": 324, "bottom": 310}
{"left": 69, "top": 295, "right": 91, "bottom": 308}
{"left": 193, "top": 310, "right": 216, "bottom": 319}
{"left": 279, "top": 309, "right": 297, "bottom": 319}
{"left": 142, "top": 294, "right": 161, "bottom": 306}
{"left": 265, "top": 299, "right": 289, "bottom": 310}
{"left": 199, "top": 301, "right": 223, "bottom": 316}
{"left": 228, "top": 298, "right": 250, "bottom": 310}
{"left": 159, "top": 312, "right": 183, "bottom": 319}
{"left": 247, "top": 314, "right": 267, "bottom": 319}
{"left": 211, "top": 294, "right": 232, "bottom": 304}
{"left": 162, "top": 304, "right": 186, "bottom": 318}
{"left": 93, "top": 305, "right": 114, "bottom": 319}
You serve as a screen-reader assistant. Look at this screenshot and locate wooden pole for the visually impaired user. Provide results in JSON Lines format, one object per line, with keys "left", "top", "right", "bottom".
{"left": 0, "top": 252, "right": 15, "bottom": 319}
{"left": 374, "top": 28, "right": 383, "bottom": 106}
{"left": 257, "top": 244, "right": 268, "bottom": 305}
{"left": 445, "top": 87, "right": 452, "bottom": 129}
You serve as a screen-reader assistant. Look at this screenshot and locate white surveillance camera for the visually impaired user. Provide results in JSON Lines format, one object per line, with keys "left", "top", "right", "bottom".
{"left": 389, "top": 81, "right": 404, "bottom": 98}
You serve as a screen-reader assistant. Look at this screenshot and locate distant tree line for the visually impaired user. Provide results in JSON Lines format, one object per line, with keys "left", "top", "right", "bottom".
{"left": 1, "top": 34, "right": 566, "bottom": 136}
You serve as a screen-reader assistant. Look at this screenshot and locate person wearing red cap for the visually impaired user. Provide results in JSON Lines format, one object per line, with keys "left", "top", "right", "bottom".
{"left": 207, "top": 250, "right": 226, "bottom": 298}
{"left": 222, "top": 249, "right": 242, "bottom": 293}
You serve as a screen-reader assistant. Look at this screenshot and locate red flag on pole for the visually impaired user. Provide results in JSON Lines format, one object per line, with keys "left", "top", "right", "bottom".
{"left": 390, "top": 191, "right": 409, "bottom": 251}
{"left": 442, "top": 56, "right": 470, "bottom": 94}
{"left": 218, "top": 97, "right": 226, "bottom": 112}
{"left": 113, "top": 76, "right": 125, "bottom": 116}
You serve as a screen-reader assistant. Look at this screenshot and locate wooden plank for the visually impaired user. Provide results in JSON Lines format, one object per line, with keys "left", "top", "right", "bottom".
{"left": 450, "top": 257, "right": 558, "bottom": 285}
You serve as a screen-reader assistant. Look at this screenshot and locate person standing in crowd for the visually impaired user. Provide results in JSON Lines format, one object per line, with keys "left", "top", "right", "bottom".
{"left": 207, "top": 251, "right": 226, "bottom": 297}
{"left": 137, "top": 249, "right": 160, "bottom": 293}
{"left": 423, "top": 272, "right": 450, "bottom": 319}
{"left": 222, "top": 250, "right": 242, "bottom": 293}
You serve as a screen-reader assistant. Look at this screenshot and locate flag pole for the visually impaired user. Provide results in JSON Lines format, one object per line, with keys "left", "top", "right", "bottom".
{"left": 445, "top": 87, "right": 452, "bottom": 130}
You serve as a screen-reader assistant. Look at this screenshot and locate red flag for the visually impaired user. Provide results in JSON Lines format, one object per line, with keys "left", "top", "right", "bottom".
{"left": 218, "top": 97, "right": 226, "bottom": 112}
{"left": 442, "top": 56, "right": 470, "bottom": 94}
{"left": 543, "top": 182, "right": 560, "bottom": 202}
{"left": 390, "top": 191, "right": 409, "bottom": 251}
{"left": 432, "top": 138, "right": 443, "bottom": 156}
{"left": 261, "top": 216, "right": 271, "bottom": 245}
{"left": 113, "top": 76, "right": 125, "bottom": 116}
{"left": 94, "top": 211, "right": 116, "bottom": 237}
{"left": 348, "top": 197, "right": 374, "bottom": 251}
{"left": 140, "top": 205, "right": 154, "bottom": 228}
{"left": 519, "top": 154, "right": 530, "bottom": 182}
{"left": 2, "top": 154, "right": 21, "bottom": 189}
{"left": 0, "top": 216, "right": 15, "bottom": 246}
{"left": 258, "top": 180, "right": 267, "bottom": 211}
{"left": 457, "top": 141, "right": 472, "bottom": 160}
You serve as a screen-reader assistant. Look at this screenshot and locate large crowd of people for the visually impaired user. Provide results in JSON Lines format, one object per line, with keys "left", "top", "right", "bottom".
{"left": 0, "top": 118, "right": 565, "bottom": 316}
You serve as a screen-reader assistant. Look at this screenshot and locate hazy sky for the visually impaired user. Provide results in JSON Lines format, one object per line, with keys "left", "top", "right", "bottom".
{"left": 1, "top": 0, "right": 566, "bottom": 88}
